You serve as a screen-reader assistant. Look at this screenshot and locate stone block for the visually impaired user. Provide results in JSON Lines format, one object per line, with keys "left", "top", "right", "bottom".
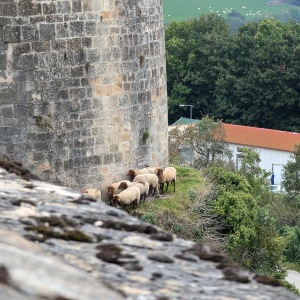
{"left": 0, "top": 55, "right": 7, "bottom": 70}
{"left": 85, "top": 21, "right": 97, "bottom": 35}
{"left": 17, "top": 54, "right": 37, "bottom": 70}
{"left": 73, "top": 50, "right": 87, "bottom": 65}
{"left": 21, "top": 25, "right": 39, "bottom": 42}
{"left": 33, "top": 151, "right": 45, "bottom": 161}
{"left": 0, "top": 128, "right": 13, "bottom": 143}
{"left": 3, "top": 3, "right": 17, "bottom": 16}
{"left": 3, "top": 25, "right": 21, "bottom": 43}
{"left": 56, "top": 23, "right": 69, "bottom": 38}
{"left": 51, "top": 40, "right": 66, "bottom": 51}
{"left": 72, "top": 0, "right": 82, "bottom": 13}
{"left": 42, "top": 3, "right": 57, "bottom": 15}
{"left": 67, "top": 38, "right": 81, "bottom": 50}
{"left": 29, "top": 16, "right": 45, "bottom": 24}
{"left": 19, "top": 0, "right": 42, "bottom": 16}
{"left": 0, "top": 17, "right": 12, "bottom": 26}
{"left": 58, "top": 89, "right": 70, "bottom": 100}
{"left": 39, "top": 23, "right": 55, "bottom": 41}
{"left": 81, "top": 37, "right": 92, "bottom": 48}
{"left": 14, "top": 103, "right": 33, "bottom": 117}
{"left": 0, "top": 89, "right": 17, "bottom": 104}
{"left": 46, "top": 15, "right": 64, "bottom": 23}
{"left": 13, "top": 43, "right": 31, "bottom": 55}
{"left": 81, "top": 78, "right": 89, "bottom": 86}
{"left": 69, "top": 21, "right": 84, "bottom": 37}
{"left": 34, "top": 142, "right": 50, "bottom": 151}
{"left": 64, "top": 14, "right": 78, "bottom": 22}
{"left": 57, "top": 1, "right": 71, "bottom": 14}
{"left": 71, "top": 66, "right": 85, "bottom": 77}
{"left": 70, "top": 113, "right": 79, "bottom": 120}
{"left": 1, "top": 105, "right": 13, "bottom": 118}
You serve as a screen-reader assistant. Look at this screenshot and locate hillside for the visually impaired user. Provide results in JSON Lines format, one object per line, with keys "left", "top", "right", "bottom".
{"left": 0, "top": 159, "right": 298, "bottom": 299}
{"left": 163, "top": 0, "right": 291, "bottom": 22}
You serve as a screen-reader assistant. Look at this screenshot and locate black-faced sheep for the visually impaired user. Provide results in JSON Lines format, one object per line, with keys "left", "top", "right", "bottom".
{"left": 133, "top": 174, "right": 159, "bottom": 197}
{"left": 107, "top": 180, "right": 133, "bottom": 206}
{"left": 113, "top": 185, "right": 141, "bottom": 210}
{"left": 156, "top": 167, "right": 177, "bottom": 194}
{"left": 127, "top": 167, "right": 158, "bottom": 181}
{"left": 81, "top": 188, "right": 102, "bottom": 200}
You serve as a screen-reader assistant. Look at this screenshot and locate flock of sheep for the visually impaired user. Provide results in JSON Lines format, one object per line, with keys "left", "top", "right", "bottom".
{"left": 81, "top": 166, "right": 177, "bottom": 210}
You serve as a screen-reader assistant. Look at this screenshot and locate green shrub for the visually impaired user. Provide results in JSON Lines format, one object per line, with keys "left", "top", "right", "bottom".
{"left": 141, "top": 213, "right": 155, "bottom": 224}
{"left": 283, "top": 226, "right": 300, "bottom": 263}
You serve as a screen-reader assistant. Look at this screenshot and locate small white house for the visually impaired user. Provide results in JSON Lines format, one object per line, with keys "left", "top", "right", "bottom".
{"left": 169, "top": 118, "right": 300, "bottom": 184}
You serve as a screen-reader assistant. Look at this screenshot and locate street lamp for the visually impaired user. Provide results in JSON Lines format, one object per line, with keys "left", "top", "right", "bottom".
{"left": 179, "top": 104, "right": 194, "bottom": 119}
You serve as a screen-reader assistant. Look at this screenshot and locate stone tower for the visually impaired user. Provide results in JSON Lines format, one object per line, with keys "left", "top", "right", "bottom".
{"left": 0, "top": 0, "right": 168, "bottom": 194}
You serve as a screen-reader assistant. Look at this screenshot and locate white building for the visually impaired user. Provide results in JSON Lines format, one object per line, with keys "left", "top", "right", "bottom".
{"left": 169, "top": 118, "right": 300, "bottom": 184}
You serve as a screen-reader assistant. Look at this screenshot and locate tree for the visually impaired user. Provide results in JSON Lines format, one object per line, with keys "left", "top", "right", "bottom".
{"left": 236, "top": 147, "right": 269, "bottom": 188}
{"left": 166, "top": 15, "right": 300, "bottom": 131}
{"left": 205, "top": 166, "right": 285, "bottom": 275}
{"left": 165, "top": 14, "right": 232, "bottom": 125}
{"left": 282, "top": 144, "right": 300, "bottom": 196}
{"left": 183, "top": 116, "right": 232, "bottom": 168}
{"left": 214, "top": 19, "right": 300, "bottom": 131}
{"left": 168, "top": 126, "right": 185, "bottom": 165}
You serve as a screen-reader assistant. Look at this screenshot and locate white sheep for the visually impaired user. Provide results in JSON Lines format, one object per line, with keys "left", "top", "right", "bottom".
{"left": 133, "top": 174, "right": 159, "bottom": 197}
{"left": 132, "top": 180, "right": 150, "bottom": 202}
{"left": 127, "top": 167, "right": 157, "bottom": 181}
{"left": 113, "top": 185, "right": 141, "bottom": 210}
{"left": 156, "top": 167, "right": 177, "bottom": 194}
{"left": 81, "top": 188, "right": 102, "bottom": 200}
{"left": 107, "top": 180, "right": 133, "bottom": 206}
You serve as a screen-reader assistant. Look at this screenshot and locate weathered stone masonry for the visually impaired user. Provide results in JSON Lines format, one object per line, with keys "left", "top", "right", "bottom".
{"left": 0, "top": 0, "right": 168, "bottom": 194}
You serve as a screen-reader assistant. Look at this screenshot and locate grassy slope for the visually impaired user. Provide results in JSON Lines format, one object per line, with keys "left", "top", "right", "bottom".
{"left": 133, "top": 166, "right": 207, "bottom": 241}
{"left": 131, "top": 166, "right": 300, "bottom": 296}
{"left": 163, "top": 0, "right": 290, "bottom": 22}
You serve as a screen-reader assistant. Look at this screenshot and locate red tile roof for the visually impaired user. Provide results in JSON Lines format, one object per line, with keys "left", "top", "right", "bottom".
{"left": 223, "top": 123, "right": 300, "bottom": 152}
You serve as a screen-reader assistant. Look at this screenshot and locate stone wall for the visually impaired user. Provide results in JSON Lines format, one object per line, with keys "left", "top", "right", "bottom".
{"left": 0, "top": 0, "right": 168, "bottom": 196}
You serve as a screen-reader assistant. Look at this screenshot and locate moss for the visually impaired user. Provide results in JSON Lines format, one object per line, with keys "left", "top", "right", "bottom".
{"left": 223, "top": 268, "right": 250, "bottom": 283}
{"left": 142, "top": 130, "right": 150, "bottom": 141}
{"left": 254, "top": 274, "right": 282, "bottom": 286}
{"left": 24, "top": 225, "right": 93, "bottom": 243}
{"left": 11, "top": 199, "right": 37, "bottom": 207}
{"left": 96, "top": 244, "right": 143, "bottom": 271}
{"left": 66, "top": 229, "right": 93, "bottom": 242}
{"left": 24, "top": 183, "right": 35, "bottom": 189}
{"left": 96, "top": 244, "right": 123, "bottom": 263}
{"left": 33, "top": 215, "right": 77, "bottom": 228}
{"left": 36, "top": 115, "right": 53, "bottom": 131}
{"left": 71, "top": 195, "right": 96, "bottom": 204}
{"left": 150, "top": 232, "right": 173, "bottom": 241}
{"left": 0, "top": 157, "right": 40, "bottom": 181}
{"left": 101, "top": 219, "right": 158, "bottom": 234}
{"left": 25, "top": 225, "right": 64, "bottom": 239}
{"left": 85, "top": 62, "right": 90, "bottom": 73}
{"left": 57, "top": 133, "right": 65, "bottom": 140}
{"left": 139, "top": 55, "right": 145, "bottom": 67}
{"left": 0, "top": 265, "right": 10, "bottom": 285}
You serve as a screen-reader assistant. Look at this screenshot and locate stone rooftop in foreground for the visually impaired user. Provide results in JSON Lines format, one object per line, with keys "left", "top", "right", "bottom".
{"left": 0, "top": 165, "right": 299, "bottom": 300}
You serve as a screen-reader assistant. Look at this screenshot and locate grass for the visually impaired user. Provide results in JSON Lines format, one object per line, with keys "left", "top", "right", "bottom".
{"left": 132, "top": 166, "right": 208, "bottom": 240}
{"left": 163, "top": 0, "right": 291, "bottom": 23}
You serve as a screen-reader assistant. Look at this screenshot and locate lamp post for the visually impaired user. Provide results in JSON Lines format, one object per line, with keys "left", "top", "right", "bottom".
{"left": 179, "top": 104, "right": 194, "bottom": 119}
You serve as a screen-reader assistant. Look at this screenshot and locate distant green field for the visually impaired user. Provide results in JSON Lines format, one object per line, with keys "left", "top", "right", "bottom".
{"left": 163, "top": 0, "right": 290, "bottom": 22}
